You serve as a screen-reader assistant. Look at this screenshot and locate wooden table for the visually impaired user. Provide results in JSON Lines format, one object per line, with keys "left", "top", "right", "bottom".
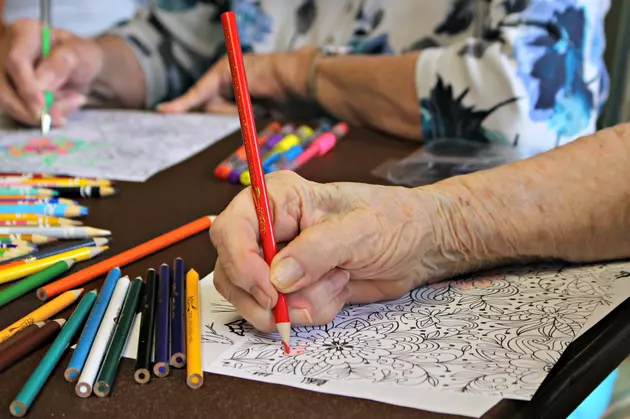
{"left": 1, "top": 127, "right": 629, "bottom": 419}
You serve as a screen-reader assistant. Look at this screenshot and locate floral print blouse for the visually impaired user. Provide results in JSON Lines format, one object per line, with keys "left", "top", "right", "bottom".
{"left": 108, "top": 0, "right": 610, "bottom": 156}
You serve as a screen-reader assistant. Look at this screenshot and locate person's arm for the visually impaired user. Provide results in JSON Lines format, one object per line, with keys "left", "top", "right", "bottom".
{"left": 426, "top": 123, "right": 630, "bottom": 273}
{"left": 90, "top": 4, "right": 226, "bottom": 109}
{"left": 305, "top": 0, "right": 608, "bottom": 147}
{"left": 312, "top": 53, "right": 422, "bottom": 141}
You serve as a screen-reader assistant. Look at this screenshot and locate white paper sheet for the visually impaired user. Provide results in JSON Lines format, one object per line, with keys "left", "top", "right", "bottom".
{"left": 120, "top": 262, "right": 630, "bottom": 418}
{"left": 0, "top": 110, "right": 240, "bottom": 182}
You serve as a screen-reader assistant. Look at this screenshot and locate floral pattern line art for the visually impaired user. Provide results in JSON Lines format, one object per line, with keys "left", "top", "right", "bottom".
{"left": 207, "top": 262, "right": 625, "bottom": 400}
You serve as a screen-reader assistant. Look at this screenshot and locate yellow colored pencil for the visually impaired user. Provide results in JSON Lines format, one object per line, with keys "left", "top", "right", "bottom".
{"left": 0, "top": 289, "right": 83, "bottom": 343}
{"left": 185, "top": 269, "right": 203, "bottom": 389}
{"left": 0, "top": 246, "right": 108, "bottom": 285}
{"left": 0, "top": 215, "right": 81, "bottom": 226}
{"left": 0, "top": 234, "right": 57, "bottom": 245}
{"left": 7, "top": 178, "right": 111, "bottom": 187}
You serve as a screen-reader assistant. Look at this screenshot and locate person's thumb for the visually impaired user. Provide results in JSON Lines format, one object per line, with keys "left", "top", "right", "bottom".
{"left": 269, "top": 216, "right": 366, "bottom": 294}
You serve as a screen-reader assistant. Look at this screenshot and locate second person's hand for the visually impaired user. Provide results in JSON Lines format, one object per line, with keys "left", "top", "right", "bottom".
{"left": 0, "top": 19, "right": 104, "bottom": 127}
{"left": 157, "top": 46, "right": 319, "bottom": 116}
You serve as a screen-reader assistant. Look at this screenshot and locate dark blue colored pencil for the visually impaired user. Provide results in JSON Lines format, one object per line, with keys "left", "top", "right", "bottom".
{"left": 170, "top": 258, "right": 186, "bottom": 368}
{"left": 153, "top": 264, "right": 170, "bottom": 377}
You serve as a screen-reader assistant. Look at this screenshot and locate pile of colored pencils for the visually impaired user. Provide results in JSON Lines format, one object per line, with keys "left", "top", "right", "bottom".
{"left": 2, "top": 259, "right": 203, "bottom": 417}
{"left": 214, "top": 120, "right": 348, "bottom": 185}
{"left": 0, "top": 173, "right": 114, "bottom": 264}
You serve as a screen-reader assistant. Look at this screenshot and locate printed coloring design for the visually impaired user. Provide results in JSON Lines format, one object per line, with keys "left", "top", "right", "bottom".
{"left": 210, "top": 263, "right": 623, "bottom": 399}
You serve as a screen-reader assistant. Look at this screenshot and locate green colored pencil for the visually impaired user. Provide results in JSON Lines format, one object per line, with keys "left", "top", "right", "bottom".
{"left": 9, "top": 289, "right": 97, "bottom": 417}
{"left": 94, "top": 277, "right": 143, "bottom": 397}
{"left": 0, "top": 259, "right": 74, "bottom": 308}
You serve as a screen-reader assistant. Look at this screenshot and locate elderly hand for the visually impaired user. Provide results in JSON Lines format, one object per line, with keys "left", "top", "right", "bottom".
{"left": 157, "top": 46, "right": 319, "bottom": 117}
{"left": 0, "top": 19, "right": 103, "bottom": 126}
{"left": 209, "top": 171, "right": 476, "bottom": 333}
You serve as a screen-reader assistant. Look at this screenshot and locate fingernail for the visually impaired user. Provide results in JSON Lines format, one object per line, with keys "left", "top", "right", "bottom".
{"left": 271, "top": 258, "right": 304, "bottom": 290}
{"left": 289, "top": 308, "right": 313, "bottom": 325}
{"left": 249, "top": 285, "right": 271, "bottom": 310}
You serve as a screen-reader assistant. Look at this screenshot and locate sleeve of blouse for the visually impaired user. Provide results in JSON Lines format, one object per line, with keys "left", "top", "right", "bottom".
{"left": 104, "top": 2, "right": 228, "bottom": 108}
{"left": 415, "top": 0, "right": 610, "bottom": 156}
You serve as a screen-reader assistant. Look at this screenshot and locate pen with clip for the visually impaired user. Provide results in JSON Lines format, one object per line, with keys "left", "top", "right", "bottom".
{"left": 40, "top": 0, "right": 53, "bottom": 135}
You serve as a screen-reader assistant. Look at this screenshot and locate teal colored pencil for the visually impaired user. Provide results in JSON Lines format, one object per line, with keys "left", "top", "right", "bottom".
{"left": 9, "top": 289, "right": 97, "bottom": 418}
{"left": 64, "top": 268, "right": 121, "bottom": 382}
{"left": 0, "top": 188, "right": 58, "bottom": 197}
{"left": 0, "top": 260, "right": 74, "bottom": 308}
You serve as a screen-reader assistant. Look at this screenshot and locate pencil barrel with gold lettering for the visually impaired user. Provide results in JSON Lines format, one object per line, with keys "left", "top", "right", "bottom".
{"left": 186, "top": 269, "right": 203, "bottom": 389}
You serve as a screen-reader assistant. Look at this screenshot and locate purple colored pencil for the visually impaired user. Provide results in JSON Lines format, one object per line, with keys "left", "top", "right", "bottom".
{"left": 170, "top": 258, "right": 186, "bottom": 368}
{"left": 153, "top": 263, "right": 170, "bottom": 377}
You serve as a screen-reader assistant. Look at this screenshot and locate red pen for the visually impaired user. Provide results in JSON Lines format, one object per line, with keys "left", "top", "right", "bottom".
{"left": 221, "top": 11, "right": 291, "bottom": 353}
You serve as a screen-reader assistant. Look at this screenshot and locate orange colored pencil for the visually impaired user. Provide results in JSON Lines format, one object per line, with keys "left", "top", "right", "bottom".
{"left": 38, "top": 216, "right": 215, "bottom": 300}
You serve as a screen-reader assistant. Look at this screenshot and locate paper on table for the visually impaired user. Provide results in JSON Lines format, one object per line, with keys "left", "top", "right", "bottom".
{"left": 121, "top": 262, "right": 630, "bottom": 418}
{"left": 0, "top": 110, "right": 240, "bottom": 182}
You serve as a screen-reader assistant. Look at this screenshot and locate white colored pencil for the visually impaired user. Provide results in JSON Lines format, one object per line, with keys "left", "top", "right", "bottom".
{"left": 75, "top": 276, "right": 130, "bottom": 398}
{"left": 0, "top": 227, "right": 111, "bottom": 239}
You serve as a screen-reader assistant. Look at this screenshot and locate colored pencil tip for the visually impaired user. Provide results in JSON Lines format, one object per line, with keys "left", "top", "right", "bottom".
{"left": 93, "top": 237, "right": 110, "bottom": 246}
{"left": 79, "top": 208, "right": 88, "bottom": 216}
{"left": 283, "top": 341, "right": 290, "bottom": 354}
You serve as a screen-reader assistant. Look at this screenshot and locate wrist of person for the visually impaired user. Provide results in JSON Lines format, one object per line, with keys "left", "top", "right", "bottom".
{"left": 274, "top": 46, "right": 320, "bottom": 102}
{"left": 416, "top": 178, "right": 532, "bottom": 278}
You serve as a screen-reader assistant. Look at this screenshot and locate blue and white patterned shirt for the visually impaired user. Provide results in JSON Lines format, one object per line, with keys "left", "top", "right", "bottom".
{"left": 108, "top": 0, "right": 610, "bottom": 155}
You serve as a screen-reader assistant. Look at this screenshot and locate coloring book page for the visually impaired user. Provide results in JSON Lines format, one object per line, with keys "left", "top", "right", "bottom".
{"left": 121, "top": 262, "right": 630, "bottom": 417}
{"left": 0, "top": 110, "right": 240, "bottom": 182}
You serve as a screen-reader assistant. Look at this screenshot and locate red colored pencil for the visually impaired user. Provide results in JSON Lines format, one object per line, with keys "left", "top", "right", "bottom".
{"left": 221, "top": 11, "right": 291, "bottom": 353}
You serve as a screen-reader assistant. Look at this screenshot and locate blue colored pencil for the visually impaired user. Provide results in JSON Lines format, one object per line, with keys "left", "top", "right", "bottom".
{"left": 0, "top": 204, "right": 87, "bottom": 217}
{"left": 64, "top": 268, "right": 121, "bottom": 382}
{"left": 170, "top": 258, "right": 186, "bottom": 368}
{"left": 9, "top": 289, "right": 97, "bottom": 417}
{"left": 154, "top": 263, "right": 170, "bottom": 377}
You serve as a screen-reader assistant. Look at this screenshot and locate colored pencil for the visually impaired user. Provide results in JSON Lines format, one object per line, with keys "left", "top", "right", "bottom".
{"left": 185, "top": 269, "right": 203, "bottom": 389}
{"left": 65, "top": 268, "right": 121, "bottom": 382}
{"left": 0, "top": 322, "right": 46, "bottom": 353}
{"left": 0, "top": 214, "right": 80, "bottom": 226}
{"left": 0, "top": 178, "right": 111, "bottom": 187}
{"left": 94, "top": 277, "right": 143, "bottom": 397}
{"left": 0, "top": 187, "right": 57, "bottom": 197}
{"left": 52, "top": 186, "right": 117, "bottom": 199}
{"left": 221, "top": 11, "right": 291, "bottom": 351}
{"left": 0, "top": 248, "right": 35, "bottom": 261}
{"left": 0, "top": 204, "right": 87, "bottom": 217}
{"left": 38, "top": 216, "right": 216, "bottom": 300}
{"left": 0, "top": 237, "right": 109, "bottom": 266}
{"left": 75, "top": 276, "right": 130, "bottom": 398}
{"left": 0, "top": 174, "right": 54, "bottom": 179}
{"left": 0, "top": 226, "right": 111, "bottom": 239}
{"left": 9, "top": 291, "right": 96, "bottom": 417}
{"left": 0, "top": 220, "right": 77, "bottom": 227}
{"left": 154, "top": 263, "right": 170, "bottom": 377}
{"left": 134, "top": 268, "right": 158, "bottom": 384}
{"left": 0, "top": 234, "right": 56, "bottom": 245}
{"left": 0, "top": 319, "right": 64, "bottom": 373}
{"left": 0, "top": 198, "right": 77, "bottom": 205}
{"left": 0, "top": 246, "right": 108, "bottom": 285}
{"left": 0, "top": 289, "right": 83, "bottom": 343}
{"left": 0, "top": 259, "right": 74, "bottom": 308}
{"left": 170, "top": 257, "right": 186, "bottom": 368}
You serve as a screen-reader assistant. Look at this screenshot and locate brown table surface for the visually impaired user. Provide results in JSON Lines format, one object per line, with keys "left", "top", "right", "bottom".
{"left": 1, "top": 126, "right": 629, "bottom": 419}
